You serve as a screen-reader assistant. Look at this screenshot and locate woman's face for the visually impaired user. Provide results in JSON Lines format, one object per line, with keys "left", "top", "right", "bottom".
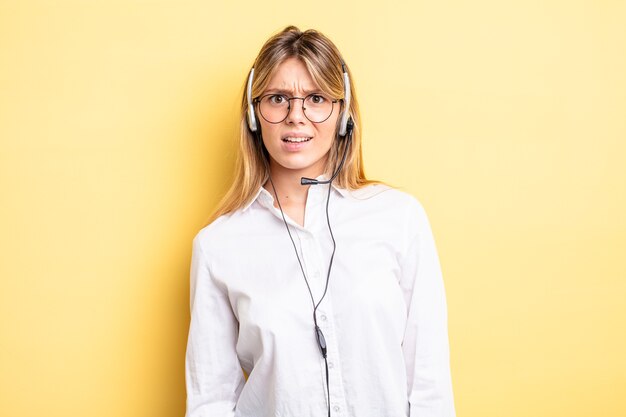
{"left": 258, "top": 57, "right": 340, "bottom": 178}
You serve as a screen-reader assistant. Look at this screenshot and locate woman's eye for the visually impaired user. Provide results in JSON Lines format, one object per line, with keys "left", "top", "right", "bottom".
{"left": 310, "top": 95, "right": 325, "bottom": 104}
{"left": 270, "top": 95, "right": 285, "bottom": 104}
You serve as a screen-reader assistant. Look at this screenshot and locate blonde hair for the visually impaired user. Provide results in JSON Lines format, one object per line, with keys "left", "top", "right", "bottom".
{"left": 205, "top": 26, "right": 378, "bottom": 226}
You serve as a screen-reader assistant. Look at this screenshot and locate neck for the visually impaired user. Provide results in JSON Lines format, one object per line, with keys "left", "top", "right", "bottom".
{"left": 264, "top": 159, "right": 326, "bottom": 206}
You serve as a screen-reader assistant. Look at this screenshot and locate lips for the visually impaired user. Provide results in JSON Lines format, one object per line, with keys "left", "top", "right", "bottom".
{"left": 282, "top": 136, "right": 312, "bottom": 143}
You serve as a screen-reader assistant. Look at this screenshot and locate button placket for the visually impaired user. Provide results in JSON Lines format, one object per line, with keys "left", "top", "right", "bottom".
{"left": 291, "top": 230, "right": 311, "bottom": 277}
{"left": 302, "top": 232, "right": 328, "bottom": 301}
{"left": 317, "top": 298, "right": 349, "bottom": 416}
{"left": 306, "top": 184, "right": 348, "bottom": 413}
{"left": 303, "top": 182, "right": 328, "bottom": 231}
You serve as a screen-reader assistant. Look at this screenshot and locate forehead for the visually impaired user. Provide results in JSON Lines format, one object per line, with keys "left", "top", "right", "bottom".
{"left": 265, "top": 57, "right": 320, "bottom": 92}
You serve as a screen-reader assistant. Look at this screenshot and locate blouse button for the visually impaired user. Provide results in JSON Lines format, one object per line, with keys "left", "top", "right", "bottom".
{"left": 333, "top": 405, "right": 340, "bottom": 412}
{"left": 320, "top": 314, "right": 327, "bottom": 321}
{"left": 328, "top": 361, "right": 334, "bottom": 368}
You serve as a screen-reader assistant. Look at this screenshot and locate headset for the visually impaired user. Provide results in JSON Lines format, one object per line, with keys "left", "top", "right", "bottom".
{"left": 245, "top": 59, "right": 354, "bottom": 417}
{"left": 246, "top": 62, "right": 353, "bottom": 137}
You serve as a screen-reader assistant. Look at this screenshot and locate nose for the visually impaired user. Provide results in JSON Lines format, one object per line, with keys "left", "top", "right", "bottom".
{"left": 285, "top": 97, "right": 307, "bottom": 124}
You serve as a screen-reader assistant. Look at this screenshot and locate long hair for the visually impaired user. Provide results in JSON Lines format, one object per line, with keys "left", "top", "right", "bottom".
{"left": 205, "top": 26, "right": 378, "bottom": 226}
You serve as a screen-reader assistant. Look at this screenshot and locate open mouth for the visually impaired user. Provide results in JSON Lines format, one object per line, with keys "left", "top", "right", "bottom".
{"left": 282, "top": 136, "right": 312, "bottom": 143}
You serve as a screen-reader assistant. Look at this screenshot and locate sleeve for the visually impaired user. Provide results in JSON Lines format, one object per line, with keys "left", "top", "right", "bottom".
{"left": 399, "top": 202, "right": 456, "bottom": 417}
{"left": 185, "top": 235, "right": 245, "bottom": 417}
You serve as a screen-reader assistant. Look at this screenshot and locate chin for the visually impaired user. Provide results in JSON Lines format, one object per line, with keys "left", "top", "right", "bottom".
{"left": 277, "top": 159, "right": 317, "bottom": 171}
{"left": 272, "top": 154, "right": 327, "bottom": 173}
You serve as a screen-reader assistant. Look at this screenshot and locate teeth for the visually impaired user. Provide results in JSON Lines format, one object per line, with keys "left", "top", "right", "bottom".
{"left": 283, "top": 137, "right": 312, "bottom": 143}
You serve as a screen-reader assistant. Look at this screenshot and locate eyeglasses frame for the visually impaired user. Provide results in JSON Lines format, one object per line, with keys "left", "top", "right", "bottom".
{"left": 254, "top": 93, "right": 340, "bottom": 124}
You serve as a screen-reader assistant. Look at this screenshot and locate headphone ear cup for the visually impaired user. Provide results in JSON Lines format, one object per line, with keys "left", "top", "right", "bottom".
{"left": 337, "top": 111, "right": 348, "bottom": 140}
{"left": 338, "top": 63, "right": 351, "bottom": 137}
{"left": 246, "top": 68, "right": 258, "bottom": 132}
{"left": 346, "top": 117, "right": 354, "bottom": 137}
{"left": 247, "top": 105, "right": 258, "bottom": 132}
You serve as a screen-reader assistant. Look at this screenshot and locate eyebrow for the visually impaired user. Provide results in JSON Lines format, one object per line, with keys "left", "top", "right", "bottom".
{"left": 263, "top": 88, "right": 324, "bottom": 96}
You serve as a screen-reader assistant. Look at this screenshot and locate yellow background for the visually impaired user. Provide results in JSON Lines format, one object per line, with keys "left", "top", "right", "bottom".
{"left": 1, "top": 1, "right": 625, "bottom": 416}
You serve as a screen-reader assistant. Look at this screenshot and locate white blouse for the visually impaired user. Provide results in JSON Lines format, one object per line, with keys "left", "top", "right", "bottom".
{"left": 185, "top": 180, "right": 456, "bottom": 417}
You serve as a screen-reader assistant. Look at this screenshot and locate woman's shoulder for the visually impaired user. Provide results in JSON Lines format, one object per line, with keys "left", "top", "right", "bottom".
{"left": 192, "top": 210, "right": 250, "bottom": 254}
{"left": 347, "top": 183, "right": 426, "bottom": 211}
{"left": 346, "top": 183, "right": 432, "bottom": 230}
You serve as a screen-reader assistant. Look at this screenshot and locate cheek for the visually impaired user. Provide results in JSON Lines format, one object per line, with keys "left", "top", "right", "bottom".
{"left": 318, "top": 129, "right": 335, "bottom": 149}
{"left": 259, "top": 124, "right": 280, "bottom": 146}
{"left": 316, "top": 120, "right": 339, "bottom": 146}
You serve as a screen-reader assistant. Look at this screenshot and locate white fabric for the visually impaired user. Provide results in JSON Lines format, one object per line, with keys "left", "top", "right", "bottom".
{"left": 185, "top": 180, "right": 456, "bottom": 417}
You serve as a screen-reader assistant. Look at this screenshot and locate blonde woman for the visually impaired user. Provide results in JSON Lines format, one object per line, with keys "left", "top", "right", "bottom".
{"left": 185, "top": 26, "right": 456, "bottom": 417}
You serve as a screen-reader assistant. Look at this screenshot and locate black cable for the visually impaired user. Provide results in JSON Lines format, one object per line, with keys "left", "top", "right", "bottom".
{"left": 324, "top": 356, "right": 331, "bottom": 417}
{"left": 267, "top": 176, "right": 333, "bottom": 417}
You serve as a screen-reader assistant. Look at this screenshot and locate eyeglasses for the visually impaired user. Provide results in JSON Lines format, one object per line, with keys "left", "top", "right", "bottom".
{"left": 255, "top": 93, "right": 338, "bottom": 124}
